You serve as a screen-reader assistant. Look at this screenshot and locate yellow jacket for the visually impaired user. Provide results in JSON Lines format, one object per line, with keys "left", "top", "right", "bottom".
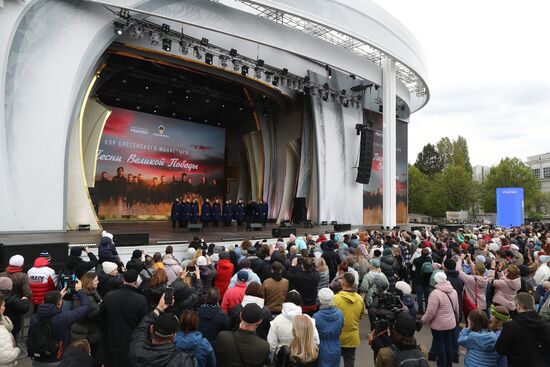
{"left": 333, "top": 290, "right": 365, "bottom": 347}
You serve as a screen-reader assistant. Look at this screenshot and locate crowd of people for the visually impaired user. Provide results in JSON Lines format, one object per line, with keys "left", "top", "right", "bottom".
{"left": 0, "top": 225, "right": 550, "bottom": 367}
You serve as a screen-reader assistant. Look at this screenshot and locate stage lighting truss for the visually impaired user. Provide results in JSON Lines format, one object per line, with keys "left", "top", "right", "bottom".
{"left": 111, "top": 14, "right": 364, "bottom": 109}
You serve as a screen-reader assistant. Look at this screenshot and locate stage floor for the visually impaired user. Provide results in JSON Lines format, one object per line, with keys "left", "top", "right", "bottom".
{"left": 0, "top": 222, "right": 344, "bottom": 246}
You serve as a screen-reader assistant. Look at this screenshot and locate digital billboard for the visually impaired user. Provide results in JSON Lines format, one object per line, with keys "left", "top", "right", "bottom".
{"left": 496, "top": 187, "right": 524, "bottom": 227}
{"left": 94, "top": 107, "right": 225, "bottom": 220}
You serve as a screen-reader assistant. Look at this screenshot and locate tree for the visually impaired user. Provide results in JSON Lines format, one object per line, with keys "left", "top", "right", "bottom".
{"left": 436, "top": 137, "right": 454, "bottom": 166}
{"left": 433, "top": 164, "right": 475, "bottom": 212}
{"left": 452, "top": 136, "right": 472, "bottom": 174}
{"left": 414, "top": 143, "right": 443, "bottom": 176}
{"left": 527, "top": 191, "right": 550, "bottom": 217}
{"left": 408, "top": 165, "right": 431, "bottom": 214}
{"left": 481, "top": 157, "right": 541, "bottom": 212}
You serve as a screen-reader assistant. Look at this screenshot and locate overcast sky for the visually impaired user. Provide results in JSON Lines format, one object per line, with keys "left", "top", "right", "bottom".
{"left": 374, "top": 0, "right": 550, "bottom": 166}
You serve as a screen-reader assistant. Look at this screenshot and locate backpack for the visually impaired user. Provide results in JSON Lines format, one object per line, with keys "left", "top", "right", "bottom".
{"left": 27, "top": 317, "right": 61, "bottom": 361}
{"left": 421, "top": 261, "right": 433, "bottom": 275}
{"left": 389, "top": 345, "right": 429, "bottom": 367}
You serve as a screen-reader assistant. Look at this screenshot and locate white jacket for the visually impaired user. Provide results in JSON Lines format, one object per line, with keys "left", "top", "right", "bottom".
{"left": 163, "top": 258, "right": 183, "bottom": 284}
{"left": 266, "top": 302, "right": 319, "bottom": 352}
{"left": 534, "top": 263, "right": 550, "bottom": 285}
{"left": 0, "top": 317, "right": 19, "bottom": 367}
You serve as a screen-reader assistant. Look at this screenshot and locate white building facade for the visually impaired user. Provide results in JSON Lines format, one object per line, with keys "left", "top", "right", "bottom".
{"left": 526, "top": 153, "right": 550, "bottom": 192}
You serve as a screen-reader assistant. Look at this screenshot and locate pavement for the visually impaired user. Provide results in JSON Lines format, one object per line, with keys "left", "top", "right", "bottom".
{"left": 17, "top": 316, "right": 466, "bottom": 366}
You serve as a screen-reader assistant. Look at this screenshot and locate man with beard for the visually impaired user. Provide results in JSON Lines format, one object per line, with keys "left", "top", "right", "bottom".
{"left": 96, "top": 171, "right": 113, "bottom": 204}
{"left": 111, "top": 167, "right": 127, "bottom": 205}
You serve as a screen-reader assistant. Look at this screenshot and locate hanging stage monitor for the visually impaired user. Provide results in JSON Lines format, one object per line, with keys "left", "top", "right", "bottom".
{"left": 496, "top": 187, "right": 524, "bottom": 228}
{"left": 355, "top": 123, "right": 374, "bottom": 184}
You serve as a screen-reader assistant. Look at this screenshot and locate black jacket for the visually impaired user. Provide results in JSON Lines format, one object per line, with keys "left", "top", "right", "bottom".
{"left": 97, "top": 272, "right": 122, "bottom": 298}
{"left": 58, "top": 347, "right": 93, "bottom": 367}
{"left": 0, "top": 290, "right": 30, "bottom": 337}
{"left": 171, "top": 278, "right": 202, "bottom": 315}
{"left": 63, "top": 252, "right": 98, "bottom": 279}
{"left": 380, "top": 255, "right": 399, "bottom": 286}
{"left": 215, "top": 329, "right": 269, "bottom": 367}
{"left": 495, "top": 311, "right": 550, "bottom": 367}
{"left": 71, "top": 290, "right": 102, "bottom": 344}
{"left": 412, "top": 255, "right": 432, "bottom": 285}
{"left": 228, "top": 303, "right": 272, "bottom": 340}
{"left": 288, "top": 270, "right": 320, "bottom": 307}
{"left": 445, "top": 270, "right": 464, "bottom": 318}
{"left": 321, "top": 251, "right": 340, "bottom": 281}
{"left": 100, "top": 285, "right": 149, "bottom": 367}
{"left": 198, "top": 304, "right": 230, "bottom": 345}
{"left": 130, "top": 312, "right": 196, "bottom": 367}
{"left": 126, "top": 258, "right": 146, "bottom": 273}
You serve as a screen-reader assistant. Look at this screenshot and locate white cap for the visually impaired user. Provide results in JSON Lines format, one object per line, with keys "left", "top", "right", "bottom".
{"left": 434, "top": 272, "right": 447, "bottom": 284}
{"left": 102, "top": 230, "right": 114, "bottom": 240}
{"left": 102, "top": 261, "right": 118, "bottom": 275}
{"left": 196, "top": 256, "right": 207, "bottom": 266}
{"left": 9, "top": 255, "right": 24, "bottom": 267}
{"left": 318, "top": 288, "right": 334, "bottom": 306}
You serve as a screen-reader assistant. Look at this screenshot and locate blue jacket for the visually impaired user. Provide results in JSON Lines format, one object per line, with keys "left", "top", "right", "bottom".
{"left": 313, "top": 306, "right": 344, "bottom": 367}
{"left": 31, "top": 290, "right": 91, "bottom": 357}
{"left": 458, "top": 328, "right": 499, "bottom": 367}
{"left": 201, "top": 203, "right": 211, "bottom": 222}
{"left": 98, "top": 237, "right": 121, "bottom": 265}
{"left": 174, "top": 331, "right": 216, "bottom": 367}
{"left": 171, "top": 202, "right": 181, "bottom": 220}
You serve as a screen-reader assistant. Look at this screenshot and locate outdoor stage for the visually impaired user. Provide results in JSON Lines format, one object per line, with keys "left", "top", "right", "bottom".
{"left": 0, "top": 222, "right": 344, "bottom": 247}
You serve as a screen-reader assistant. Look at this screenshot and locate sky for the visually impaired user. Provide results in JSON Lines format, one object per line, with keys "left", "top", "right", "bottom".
{"left": 374, "top": 0, "right": 550, "bottom": 167}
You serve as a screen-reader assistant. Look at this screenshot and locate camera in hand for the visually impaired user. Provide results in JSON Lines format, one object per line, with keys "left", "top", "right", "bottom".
{"left": 164, "top": 286, "right": 174, "bottom": 305}
{"left": 62, "top": 275, "right": 76, "bottom": 294}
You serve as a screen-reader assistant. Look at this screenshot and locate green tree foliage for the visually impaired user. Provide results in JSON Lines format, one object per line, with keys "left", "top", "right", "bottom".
{"left": 452, "top": 136, "right": 472, "bottom": 174}
{"left": 414, "top": 143, "right": 443, "bottom": 176}
{"left": 481, "top": 157, "right": 541, "bottom": 212}
{"left": 437, "top": 164, "right": 475, "bottom": 211}
{"left": 436, "top": 137, "right": 454, "bottom": 166}
{"left": 527, "top": 191, "right": 550, "bottom": 218}
{"left": 408, "top": 165, "right": 431, "bottom": 214}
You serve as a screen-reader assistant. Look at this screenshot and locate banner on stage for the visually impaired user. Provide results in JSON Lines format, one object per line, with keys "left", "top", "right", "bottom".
{"left": 94, "top": 107, "right": 225, "bottom": 220}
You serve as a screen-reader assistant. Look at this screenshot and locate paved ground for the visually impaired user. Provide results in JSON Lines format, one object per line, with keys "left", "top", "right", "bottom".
{"left": 17, "top": 317, "right": 465, "bottom": 366}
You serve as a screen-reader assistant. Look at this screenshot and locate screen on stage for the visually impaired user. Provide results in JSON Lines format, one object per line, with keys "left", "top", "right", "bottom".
{"left": 362, "top": 110, "right": 408, "bottom": 225}
{"left": 94, "top": 107, "right": 225, "bottom": 220}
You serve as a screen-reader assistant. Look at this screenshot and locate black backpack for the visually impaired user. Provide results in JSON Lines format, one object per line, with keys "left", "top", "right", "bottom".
{"left": 27, "top": 316, "right": 61, "bottom": 361}
{"left": 389, "top": 345, "right": 429, "bottom": 367}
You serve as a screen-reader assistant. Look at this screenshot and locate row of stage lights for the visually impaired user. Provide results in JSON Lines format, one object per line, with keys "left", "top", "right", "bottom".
{"left": 113, "top": 14, "right": 365, "bottom": 109}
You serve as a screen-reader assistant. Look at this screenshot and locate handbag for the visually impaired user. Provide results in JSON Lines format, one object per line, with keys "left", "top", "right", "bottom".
{"left": 462, "top": 278, "right": 478, "bottom": 318}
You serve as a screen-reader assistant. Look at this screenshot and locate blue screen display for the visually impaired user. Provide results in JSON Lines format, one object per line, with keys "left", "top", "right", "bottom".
{"left": 496, "top": 187, "right": 524, "bottom": 227}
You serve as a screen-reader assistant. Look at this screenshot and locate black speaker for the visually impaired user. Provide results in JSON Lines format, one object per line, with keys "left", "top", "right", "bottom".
{"left": 112, "top": 233, "right": 149, "bottom": 247}
{"left": 272, "top": 227, "right": 297, "bottom": 238}
{"left": 356, "top": 125, "right": 374, "bottom": 184}
{"left": 292, "top": 197, "right": 307, "bottom": 224}
{"left": 188, "top": 224, "right": 203, "bottom": 232}
{"left": 334, "top": 223, "right": 351, "bottom": 231}
{"left": 250, "top": 223, "right": 262, "bottom": 231}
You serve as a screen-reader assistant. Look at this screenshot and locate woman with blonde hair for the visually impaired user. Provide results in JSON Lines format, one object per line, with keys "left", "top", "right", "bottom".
{"left": 274, "top": 314, "right": 319, "bottom": 367}
{"left": 315, "top": 258, "right": 330, "bottom": 291}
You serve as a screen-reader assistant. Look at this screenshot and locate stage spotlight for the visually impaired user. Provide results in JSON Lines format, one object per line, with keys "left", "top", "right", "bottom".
{"left": 130, "top": 24, "right": 143, "bottom": 39}
{"left": 162, "top": 38, "right": 172, "bottom": 52}
{"left": 230, "top": 48, "right": 238, "bottom": 57}
{"left": 201, "top": 37, "right": 209, "bottom": 46}
{"left": 323, "top": 83, "right": 330, "bottom": 90}
{"left": 256, "top": 59, "right": 264, "bottom": 67}
{"left": 114, "top": 21, "right": 124, "bottom": 35}
{"left": 281, "top": 68, "right": 289, "bottom": 76}
{"left": 232, "top": 59, "right": 241, "bottom": 72}
{"left": 304, "top": 75, "right": 311, "bottom": 87}
{"left": 179, "top": 40, "right": 189, "bottom": 54}
{"left": 341, "top": 89, "right": 347, "bottom": 96}
{"left": 241, "top": 65, "right": 249, "bottom": 76}
{"left": 254, "top": 67, "right": 262, "bottom": 79}
{"left": 322, "top": 90, "right": 329, "bottom": 101}
{"left": 342, "top": 98, "right": 349, "bottom": 108}
{"left": 265, "top": 72, "right": 273, "bottom": 83}
{"left": 193, "top": 46, "right": 202, "bottom": 59}
{"left": 161, "top": 23, "right": 170, "bottom": 33}
{"left": 272, "top": 76, "right": 279, "bottom": 86}
{"left": 309, "top": 87, "right": 318, "bottom": 96}
{"left": 219, "top": 55, "right": 229, "bottom": 68}
{"left": 205, "top": 52, "right": 213, "bottom": 65}
{"left": 150, "top": 32, "right": 160, "bottom": 46}
{"left": 331, "top": 92, "right": 338, "bottom": 103}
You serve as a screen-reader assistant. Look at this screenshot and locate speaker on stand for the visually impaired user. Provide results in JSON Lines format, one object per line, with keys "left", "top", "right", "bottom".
{"left": 355, "top": 122, "right": 374, "bottom": 184}
{"left": 292, "top": 197, "right": 307, "bottom": 225}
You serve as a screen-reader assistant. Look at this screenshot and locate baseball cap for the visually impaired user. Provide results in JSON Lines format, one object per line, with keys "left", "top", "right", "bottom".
{"left": 237, "top": 270, "right": 249, "bottom": 282}
{"left": 241, "top": 303, "right": 263, "bottom": 324}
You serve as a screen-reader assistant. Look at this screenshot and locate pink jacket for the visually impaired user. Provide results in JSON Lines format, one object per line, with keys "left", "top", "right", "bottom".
{"left": 421, "top": 281, "right": 460, "bottom": 331}
{"left": 457, "top": 259, "right": 488, "bottom": 311}
{"left": 492, "top": 276, "right": 521, "bottom": 311}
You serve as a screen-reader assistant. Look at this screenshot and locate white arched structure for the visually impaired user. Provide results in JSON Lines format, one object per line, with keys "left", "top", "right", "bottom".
{"left": 0, "top": 0, "right": 429, "bottom": 232}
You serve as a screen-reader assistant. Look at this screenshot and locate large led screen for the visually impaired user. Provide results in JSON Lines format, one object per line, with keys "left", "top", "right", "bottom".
{"left": 362, "top": 110, "right": 408, "bottom": 225}
{"left": 94, "top": 107, "right": 225, "bottom": 220}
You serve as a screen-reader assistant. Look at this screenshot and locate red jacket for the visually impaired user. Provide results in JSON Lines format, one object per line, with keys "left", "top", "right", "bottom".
{"left": 215, "top": 259, "right": 234, "bottom": 299}
{"left": 27, "top": 258, "right": 57, "bottom": 305}
{"left": 221, "top": 282, "right": 246, "bottom": 312}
